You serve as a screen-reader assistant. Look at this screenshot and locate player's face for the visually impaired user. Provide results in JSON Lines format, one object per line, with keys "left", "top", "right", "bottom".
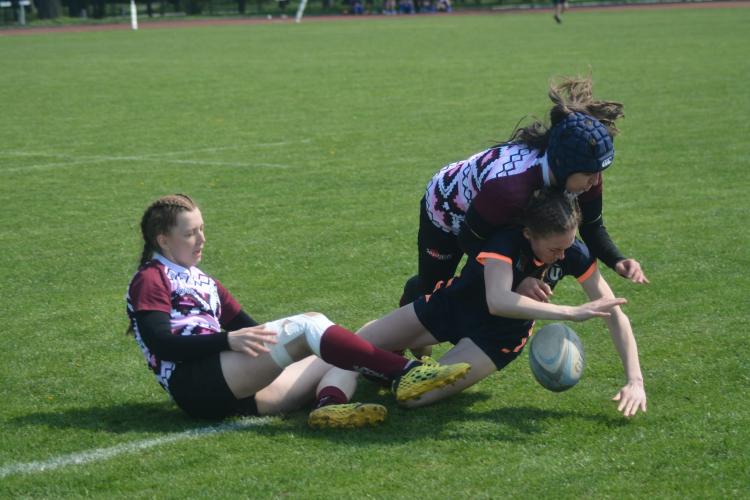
{"left": 565, "top": 172, "right": 601, "bottom": 195}
{"left": 525, "top": 227, "right": 576, "bottom": 265}
{"left": 157, "top": 209, "right": 205, "bottom": 268}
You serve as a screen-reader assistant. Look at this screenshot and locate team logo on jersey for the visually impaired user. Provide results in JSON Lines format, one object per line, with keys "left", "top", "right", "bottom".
{"left": 544, "top": 264, "right": 564, "bottom": 285}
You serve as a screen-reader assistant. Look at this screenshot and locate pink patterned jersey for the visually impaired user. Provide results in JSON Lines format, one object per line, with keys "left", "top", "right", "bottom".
{"left": 425, "top": 143, "right": 604, "bottom": 235}
{"left": 125, "top": 254, "right": 241, "bottom": 391}
{"left": 424, "top": 143, "right": 547, "bottom": 234}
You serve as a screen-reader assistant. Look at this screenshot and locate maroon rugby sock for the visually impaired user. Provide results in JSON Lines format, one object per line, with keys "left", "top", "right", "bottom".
{"left": 315, "top": 386, "right": 349, "bottom": 408}
{"left": 319, "top": 325, "right": 411, "bottom": 382}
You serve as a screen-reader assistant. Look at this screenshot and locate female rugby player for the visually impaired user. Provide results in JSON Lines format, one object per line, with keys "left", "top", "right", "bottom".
{"left": 310, "top": 189, "right": 646, "bottom": 427}
{"left": 400, "top": 76, "right": 648, "bottom": 309}
{"left": 126, "top": 194, "right": 470, "bottom": 421}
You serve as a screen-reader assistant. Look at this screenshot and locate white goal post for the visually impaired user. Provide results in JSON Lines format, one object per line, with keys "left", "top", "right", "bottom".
{"left": 130, "top": 0, "right": 138, "bottom": 30}
{"left": 0, "top": 0, "right": 30, "bottom": 25}
{"left": 294, "top": 0, "right": 308, "bottom": 23}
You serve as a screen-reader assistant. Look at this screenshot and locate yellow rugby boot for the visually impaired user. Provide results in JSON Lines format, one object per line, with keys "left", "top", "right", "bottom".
{"left": 308, "top": 403, "right": 387, "bottom": 429}
{"left": 392, "top": 357, "right": 471, "bottom": 402}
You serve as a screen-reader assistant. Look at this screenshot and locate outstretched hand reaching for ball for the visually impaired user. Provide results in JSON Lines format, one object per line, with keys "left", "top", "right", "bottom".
{"left": 569, "top": 297, "right": 627, "bottom": 321}
{"left": 612, "top": 381, "right": 647, "bottom": 417}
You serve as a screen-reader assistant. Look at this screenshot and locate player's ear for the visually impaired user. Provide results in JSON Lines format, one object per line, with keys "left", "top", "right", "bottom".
{"left": 156, "top": 233, "right": 169, "bottom": 251}
{"left": 522, "top": 228, "right": 533, "bottom": 241}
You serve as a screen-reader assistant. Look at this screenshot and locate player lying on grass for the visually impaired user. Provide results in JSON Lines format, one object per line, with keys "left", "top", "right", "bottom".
{"left": 400, "top": 76, "right": 648, "bottom": 314}
{"left": 125, "top": 194, "right": 469, "bottom": 420}
{"left": 309, "top": 189, "right": 646, "bottom": 428}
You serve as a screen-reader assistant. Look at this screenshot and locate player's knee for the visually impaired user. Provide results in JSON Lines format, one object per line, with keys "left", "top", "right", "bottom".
{"left": 298, "top": 312, "right": 334, "bottom": 355}
{"left": 264, "top": 313, "right": 334, "bottom": 368}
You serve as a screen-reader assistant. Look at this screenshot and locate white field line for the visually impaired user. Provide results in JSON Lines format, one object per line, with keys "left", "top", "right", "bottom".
{"left": 2, "top": 158, "right": 290, "bottom": 173}
{"left": 1, "top": 154, "right": 290, "bottom": 173}
{"left": 111, "top": 141, "right": 310, "bottom": 158}
{"left": 160, "top": 159, "right": 290, "bottom": 168}
{"left": 0, "top": 139, "right": 310, "bottom": 159}
{"left": 0, "top": 417, "right": 273, "bottom": 479}
{"left": 3, "top": 158, "right": 113, "bottom": 172}
{"left": 0, "top": 139, "right": 311, "bottom": 173}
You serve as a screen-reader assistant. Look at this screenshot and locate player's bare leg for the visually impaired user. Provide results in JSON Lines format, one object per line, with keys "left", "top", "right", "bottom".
{"left": 399, "top": 338, "right": 497, "bottom": 408}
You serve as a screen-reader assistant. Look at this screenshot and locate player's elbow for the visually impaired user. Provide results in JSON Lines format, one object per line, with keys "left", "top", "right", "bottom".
{"left": 487, "top": 298, "right": 513, "bottom": 318}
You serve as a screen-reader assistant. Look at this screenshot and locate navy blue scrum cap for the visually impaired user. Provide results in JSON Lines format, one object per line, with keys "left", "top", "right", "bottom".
{"left": 546, "top": 112, "right": 615, "bottom": 186}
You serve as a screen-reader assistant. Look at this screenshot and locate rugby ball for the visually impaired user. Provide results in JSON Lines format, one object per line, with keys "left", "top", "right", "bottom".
{"left": 529, "top": 323, "right": 585, "bottom": 392}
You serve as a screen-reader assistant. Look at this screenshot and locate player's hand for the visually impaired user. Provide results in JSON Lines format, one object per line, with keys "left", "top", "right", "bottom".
{"left": 516, "top": 277, "right": 553, "bottom": 302}
{"left": 227, "top": 326, "right": 277, "bottom": 357}
{"left": 612, "top": 381, "right": 647, "bottom": 417}
{"left": 615, "top": 258, "right": 650, "bottom": 284}
{"left": 569, "top": 297, "right": 627, "bottom": 321}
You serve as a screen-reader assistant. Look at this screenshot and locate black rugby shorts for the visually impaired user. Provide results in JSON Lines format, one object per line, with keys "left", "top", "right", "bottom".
{"left": 168, "top": 353, "right": 258, "bottom": 419}
{"left": 413, "top": 293, "right": 531, "bottom": 370}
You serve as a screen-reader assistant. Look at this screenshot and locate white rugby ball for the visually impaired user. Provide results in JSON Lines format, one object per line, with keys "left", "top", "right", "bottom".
{"left": 529, "top": 323, "right": 585, "bottom": 392}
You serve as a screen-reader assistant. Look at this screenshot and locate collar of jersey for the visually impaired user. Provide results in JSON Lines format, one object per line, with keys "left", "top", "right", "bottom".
{"left": 153, "top": 252, "right": 193, "bottom": 275}
{"left": 540, "top": 153, "right": 552, "bottom": 187}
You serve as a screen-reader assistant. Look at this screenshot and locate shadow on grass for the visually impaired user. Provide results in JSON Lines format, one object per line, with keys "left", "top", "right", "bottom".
{"left": 8, "top": 390, "right": 627, "bottom": 444}
{"left": 9, "top": 401, "right": 198, "bottom": 434}
{"left": 293, "top": 390, "right": 629, "bottom": 445}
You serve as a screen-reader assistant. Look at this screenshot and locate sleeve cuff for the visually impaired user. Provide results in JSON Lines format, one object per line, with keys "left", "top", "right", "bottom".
{"left": 476, "top": 252, "right": 513, "bottom": 266}
{"left": 577, "top": 262, "right": 598, "bottom": 283}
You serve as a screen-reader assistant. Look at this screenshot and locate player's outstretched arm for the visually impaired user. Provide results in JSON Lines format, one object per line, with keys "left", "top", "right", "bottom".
{"left": 579, "top": 268, "right": 647, "bottom": 417}
{"left": 484, "top": 260, "right": 626, "bottom": 322}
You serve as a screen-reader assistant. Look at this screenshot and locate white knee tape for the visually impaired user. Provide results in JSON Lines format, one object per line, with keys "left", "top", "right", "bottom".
{"left": 263, "top": 317, "right": 298, "bottom": 368}
{"left": 263, "top": 313, "right": 334, "bottom": 368}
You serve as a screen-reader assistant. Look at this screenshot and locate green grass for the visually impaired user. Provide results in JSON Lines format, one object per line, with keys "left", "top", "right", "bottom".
{"left": 1, "top": 7, "right": 749, "bottom": 497}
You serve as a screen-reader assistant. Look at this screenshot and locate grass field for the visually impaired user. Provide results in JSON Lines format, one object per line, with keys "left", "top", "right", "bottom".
{"left": 1, "top": 6, "right": 749, "bottom": 497}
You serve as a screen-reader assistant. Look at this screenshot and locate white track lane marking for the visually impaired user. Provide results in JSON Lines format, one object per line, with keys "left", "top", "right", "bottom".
{"left": 0, "top": 417, "right": 273, "bottom": 479}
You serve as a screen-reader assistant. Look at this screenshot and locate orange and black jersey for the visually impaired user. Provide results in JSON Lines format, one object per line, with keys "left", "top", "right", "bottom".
{"left": 414, "top": 227, "right": 597, "bottom": 369}
{"left": 427, "top": 228, "right": 597, "bottom": 332}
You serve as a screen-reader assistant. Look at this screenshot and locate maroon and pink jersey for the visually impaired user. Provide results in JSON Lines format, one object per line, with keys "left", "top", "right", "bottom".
{"left": 125, "top": 254, "right": 241, "bottom": 391}
{"left": 424, "top": 143, "right": 602, "bottom": 234}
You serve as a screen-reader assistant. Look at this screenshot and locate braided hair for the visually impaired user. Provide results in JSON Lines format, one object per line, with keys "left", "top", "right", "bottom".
{"left": 137, "top": 194, "right": 197, "bottom": 269}
{"left": 523, "top": 189, "right": 581, "bottom": 237}
{"left": 508, "top": 75, "right": 625, "bottom": 151}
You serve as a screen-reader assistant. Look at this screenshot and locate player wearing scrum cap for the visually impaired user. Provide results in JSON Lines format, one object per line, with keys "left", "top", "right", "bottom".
{"left": 311, "top": 189, "right": 646, "bottom": 427}
{"left": 400, "top": 76, "right": 648, "bottom": 312}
